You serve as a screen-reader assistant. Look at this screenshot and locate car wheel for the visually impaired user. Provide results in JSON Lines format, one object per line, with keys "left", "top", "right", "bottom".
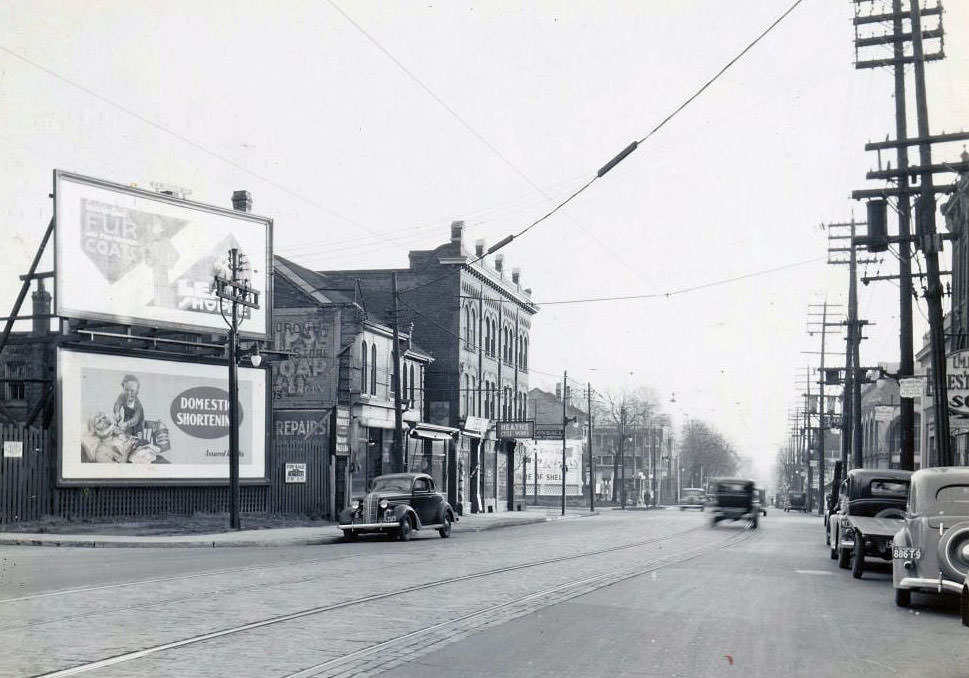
{"left": 439, "top": 515, "right": 452, "bottom": 538}
{"left": 825, "top": 527, "right": 830, "bottom": 546}
{"left": 711, "top": 516, "right": 719, "bottom": 527}
{"left": 398, "top": 516, "right": 413, "bottom": 542}
{"left": 895, "top": 587, "right": 910, "bottom": 608}
{"left": 750, "top": 516, "right": 759, "bottom": 530}
{"left": 838, "top": 541, "right": 851, "bottom": 570}
{"left": 342, "top": 529, "right": 358, "bottom": 541}
{"left": 852, "top": 533, "right": 865, "bottom": 579}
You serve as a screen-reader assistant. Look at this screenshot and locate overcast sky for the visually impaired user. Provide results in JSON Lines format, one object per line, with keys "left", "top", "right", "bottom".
{"left": 2, "top": 1, "right": 968, "bottom": 485}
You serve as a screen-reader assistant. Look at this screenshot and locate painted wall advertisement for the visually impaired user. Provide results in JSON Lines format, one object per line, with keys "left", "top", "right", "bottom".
{"left": 273, "top": 409, "right": 330, "bottom": 444}
{"left": 516, "top": 440, "right": 583, "bottom": 496}
{"left": 271, "top": 308, "right": 338, "bottom": 407}
{"left": 54, "top": 171, "right": 271, "bottom": 337}
{"left": 947, "top": 349, "right": 969, "bottom": 430}
{"left": 58, "top": 348, "right": 266, "bottom": 482}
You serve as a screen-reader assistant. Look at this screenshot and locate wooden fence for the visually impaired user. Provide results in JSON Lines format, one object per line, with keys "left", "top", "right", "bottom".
{"left": 0, "top": 425, "right": 51, "bottom": 524}
{"left": 269, "top": 437, "right": 329, "bottom": 519}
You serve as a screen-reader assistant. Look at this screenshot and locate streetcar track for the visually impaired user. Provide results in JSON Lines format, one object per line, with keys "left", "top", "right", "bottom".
{"left": 6, "top": 524, "right": 704, "bottom": 633}
{"left": 30, "top": 524, "right": 748, "bottom": 678}
{"left": 284, "top": 528, "right": 757, "bottom": 678}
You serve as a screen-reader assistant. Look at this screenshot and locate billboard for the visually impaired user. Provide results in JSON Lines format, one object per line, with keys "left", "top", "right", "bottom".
{"left": 58, "top": 348, "right": 267, "bottom": 483}
{"left": 271, "top": 308, "right": 339, "bottom": 407}
{"left": 54, "top": 170, "right": 272, "bottom": 337}
{"left": 516, "top": 440, "right": 584, "bottom": 496}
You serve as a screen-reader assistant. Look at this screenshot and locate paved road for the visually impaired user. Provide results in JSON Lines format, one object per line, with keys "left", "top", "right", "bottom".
{"left": 0, "top": 510, "right": 965, "bottom": 677}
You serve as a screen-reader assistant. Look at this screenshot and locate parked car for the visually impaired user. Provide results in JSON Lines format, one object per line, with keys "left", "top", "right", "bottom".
{"left": 338, "top": 472, "right": 457, "bottom": 541}
{"left": 892, "top": 467, "right": 969, "bottom": 607}
{"left": 828, "top": 469, "right": 911, "bottom": 578}
{"left": 678, "top": 487, "right": 706, "bottom": 511}
{"left": 785, "top": 491, "right": 807, "bottom": 512}
{"left": 708, "top": 478, "right": 759, "bottom": 529}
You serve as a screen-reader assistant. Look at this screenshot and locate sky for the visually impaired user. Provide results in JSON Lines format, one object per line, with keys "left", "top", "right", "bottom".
{"left": 2, "top": 0, "right": 968, "bottom": 487}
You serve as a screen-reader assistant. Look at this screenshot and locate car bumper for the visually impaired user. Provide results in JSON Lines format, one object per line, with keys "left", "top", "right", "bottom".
{"left": 338, "top": 522, "right": 399, "bottom": 531}
{"left": 897, "top": 576, "right": 963, "bottom": 595}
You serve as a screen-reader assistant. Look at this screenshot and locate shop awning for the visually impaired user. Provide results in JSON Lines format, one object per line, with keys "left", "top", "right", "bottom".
{"left": 409, "top": 423, "right": 459, "bottom": 441}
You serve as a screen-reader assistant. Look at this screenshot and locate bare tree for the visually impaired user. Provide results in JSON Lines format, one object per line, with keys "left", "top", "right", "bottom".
{"left": 677, "top": 419, "right": 740, "bottom": 489}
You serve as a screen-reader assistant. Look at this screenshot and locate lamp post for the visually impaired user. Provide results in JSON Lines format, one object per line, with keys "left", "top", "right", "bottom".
{"left": 214, "top": 248, "right": 260, "bottom": 530}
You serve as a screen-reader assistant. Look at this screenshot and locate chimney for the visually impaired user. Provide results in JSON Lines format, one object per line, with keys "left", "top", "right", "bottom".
{"left": 494, "top": 254, "right": 504, "bottom": 275}
{"left": 450, "top": 220, "right": 464, "bottom": 244}
{"left": 475, "top": 239, "right": 485, "bottom": 258}
{"left": 31, "top": 279, "right": 51, "bottom": 337}
{"left": 232, "top": 190, "right": 252, "bottom": 212}
{"left": 511, "top": 268, "right": 520, "bottom": 285}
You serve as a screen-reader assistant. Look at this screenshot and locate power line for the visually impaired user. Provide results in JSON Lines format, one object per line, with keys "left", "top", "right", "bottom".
{"left": 535, "top": 257, "right": 823, "bottom": 305}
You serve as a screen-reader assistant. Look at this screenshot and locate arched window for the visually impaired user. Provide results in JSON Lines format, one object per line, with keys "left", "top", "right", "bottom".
{"left": 463, "top": 374, "right": 470, "bottom": 416}
{"left": 490, "top": 319, "right": 497, "bottom": 355}
{"left": 464, "top": 306, "right": 472, "bottom": 348}
{"left": 361, "top": 341, "right": 368, "bottom": 394}
{"left": 470, "top": 308, "right": 477, "bottom": 349}
{"left": 409, "top": 364, "right": 415, "bottom": 405}
{"left": 370, "top": 344, "right": 377, "bottom": 395}
{"left": 484, "top": 318, "right": 491, "bottom": 356}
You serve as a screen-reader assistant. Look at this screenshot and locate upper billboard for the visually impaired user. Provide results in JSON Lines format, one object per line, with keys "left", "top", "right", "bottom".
{"left": 54, "top": 171, "right": 272, "bottom": 337}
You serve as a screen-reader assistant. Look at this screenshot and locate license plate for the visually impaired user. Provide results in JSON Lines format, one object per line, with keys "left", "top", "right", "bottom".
{"left": 892, "top": 546, "right": 921, "bottom": 559}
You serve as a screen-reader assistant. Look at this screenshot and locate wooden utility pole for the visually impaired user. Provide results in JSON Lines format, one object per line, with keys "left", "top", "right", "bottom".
{"left": 587, "top": 383, "right": 594, "bottom": 513}
{"left": 392, "top": 273, "right": 404, "bottom": 473}
{"left": 561, "top": 370, "right": 567, "bottom": 516}
{"left": 852, "top": 0, "right": 966, "bottom": 467}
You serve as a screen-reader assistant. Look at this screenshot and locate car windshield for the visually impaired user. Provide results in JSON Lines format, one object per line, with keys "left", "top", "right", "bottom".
{"left": 682, "top": 491, "right": 703, "bottom": 501}
{"left": 718, "top": 482, "right": 748, "bottom": 493}
{"left": 370, "top": 477, "right": 412, "bottom": 493}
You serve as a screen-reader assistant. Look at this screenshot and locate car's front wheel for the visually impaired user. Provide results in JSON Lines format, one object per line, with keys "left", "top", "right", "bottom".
{"left": 398, "top": 516, "right": 413, "bottom": 542}
{"left": 895, "top": 587, "right": 911, "bottom": 608}
{"left": 852, "top": 534, "right": 865, "bottom": 579}
{"left": 838, "top": 537, "right": 851, "bottom": 569}
{"left": 439, "top": 515, "right": 452, "bottom": 538}
{"left": 342, "top": 529, "right": 358, "bottom": 541}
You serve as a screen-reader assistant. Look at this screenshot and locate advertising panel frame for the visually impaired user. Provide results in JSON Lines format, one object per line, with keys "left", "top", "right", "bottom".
{"left": 56, "top": 346, "right": 269, "bottom": 486}
{"left": 53, "top": 170, "right": 273, "bottom": 339}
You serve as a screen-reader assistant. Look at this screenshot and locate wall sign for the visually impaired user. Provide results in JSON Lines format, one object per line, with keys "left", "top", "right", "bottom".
{"left": 285, "top": 463, "right": 307, "bottom": 483}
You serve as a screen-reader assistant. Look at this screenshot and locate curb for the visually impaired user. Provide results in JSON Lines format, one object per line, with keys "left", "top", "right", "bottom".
{"left": 0, "top": 511, "right": 599, "bottom": 548}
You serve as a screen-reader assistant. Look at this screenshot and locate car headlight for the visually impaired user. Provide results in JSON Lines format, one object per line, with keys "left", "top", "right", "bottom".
{"left": 379, "top": 499, "right": 389, "bottom": 510}
{"left": 352, "top": 499, "right": 362, "bottom": 511}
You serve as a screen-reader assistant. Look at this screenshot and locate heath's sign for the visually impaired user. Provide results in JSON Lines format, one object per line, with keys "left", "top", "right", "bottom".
{"left": 54, "top": 171, "right": 271, "bottom": 337}
{"left": 58, "top": 348, "right": 266, "bottom": 483}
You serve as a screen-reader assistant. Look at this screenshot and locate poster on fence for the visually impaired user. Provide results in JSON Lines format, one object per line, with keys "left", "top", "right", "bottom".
{"left": 58, "top": 348, "right": 266, "bottom": 483}
{"left": 515, "top": 439, "right": 584, "bottom": 496}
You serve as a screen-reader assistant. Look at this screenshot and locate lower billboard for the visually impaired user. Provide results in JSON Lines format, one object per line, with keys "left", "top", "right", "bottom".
{"left": 58, "top": 348, "right": 266, "bottom": 483}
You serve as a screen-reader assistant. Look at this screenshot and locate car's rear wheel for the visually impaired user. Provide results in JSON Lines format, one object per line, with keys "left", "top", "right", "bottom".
{"left": 895, "top": 587, "right": 910, "bottom": 608}
{"left": 750, "top": 516, "right": 759, "bottom": 530}
{"left": 439, "top": 515, "right": 452, "bottom": 538}
{"left": 852, "top": 534, "right": 865, "bottom": 579}
{"left": 398, "top": 516, "right": 413, "bottom": 542}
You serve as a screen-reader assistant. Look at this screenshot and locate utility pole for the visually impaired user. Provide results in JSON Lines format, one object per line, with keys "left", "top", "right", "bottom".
{"left": 853, "top": 0, "right": 966, "bottom": 467}
{"left": 619, "top": 405, "right": 627, "bottom": 509}
{"left": 587, "top": 383, "right": 594, "bottom": 513}
{"left": 392, "top": 273, "right": 404, "bottom": 473}
{"left": 214, "top": 247, "right": 260, "bottom": 531}
{"left": 561, "top": 370, "right": 567, "bottom": 516}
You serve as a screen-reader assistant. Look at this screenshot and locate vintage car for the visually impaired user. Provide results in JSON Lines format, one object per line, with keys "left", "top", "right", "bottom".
{"left": 678, "top": 487, "right": 706, "bottom": 511}
{"left": 338, "top": 472, "right": 457, "bottom": 541}
{"left": 892, "top": 467, "right": 969, "bottom": 607}
{"left": 708, "top": 477, "right": 759, "bottom": 529}
{"left": 828, "top": 468, "right": 911, "bottom": 578}
{"left": 785, "top": 491, "right": 807, "bottom": 512}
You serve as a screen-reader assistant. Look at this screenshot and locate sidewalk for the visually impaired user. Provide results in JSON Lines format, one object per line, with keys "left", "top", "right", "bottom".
{"left": 0, "top": 507, "right": 597, "bottom": 548}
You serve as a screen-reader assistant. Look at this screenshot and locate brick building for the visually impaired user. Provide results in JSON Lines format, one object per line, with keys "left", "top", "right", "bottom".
{"left": 314, "top": 221, "right": 539, "bottom": 513}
